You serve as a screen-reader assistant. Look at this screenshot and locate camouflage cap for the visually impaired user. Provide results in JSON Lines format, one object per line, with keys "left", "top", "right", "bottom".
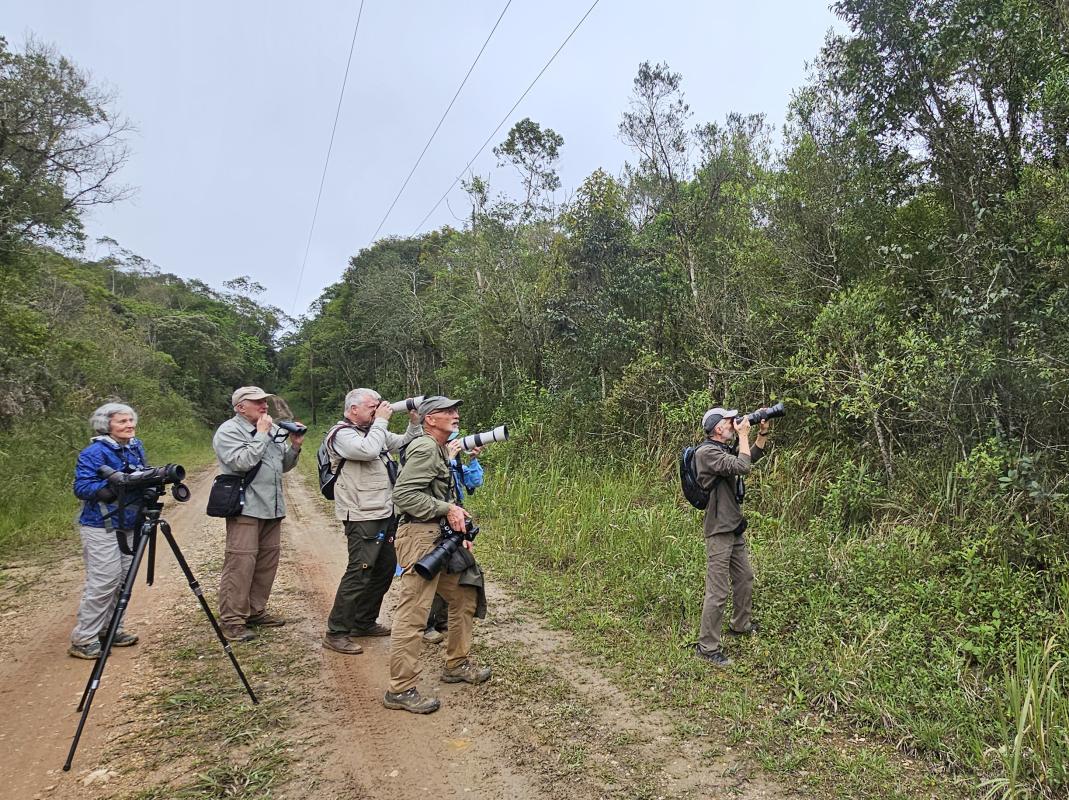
{"left": 417, "top": 395, "right": 463, "bottom": 421}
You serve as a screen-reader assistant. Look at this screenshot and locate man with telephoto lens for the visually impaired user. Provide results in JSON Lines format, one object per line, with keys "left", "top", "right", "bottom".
{"left": 384, "top": 396, "right": 489, "bottom": 714}
{"left": 213, "top": 386, "right": 304, "bottom": 643}
{"left": 694, "top": 406, "right": 771, "bottom": 666}
{"left": 321, "top": 388, "right": 422, "bottom": 655}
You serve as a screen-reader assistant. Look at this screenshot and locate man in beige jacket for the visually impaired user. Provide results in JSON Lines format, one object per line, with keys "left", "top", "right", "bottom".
{"left": 322, "top": 388, "right": 422, "bottom": 655}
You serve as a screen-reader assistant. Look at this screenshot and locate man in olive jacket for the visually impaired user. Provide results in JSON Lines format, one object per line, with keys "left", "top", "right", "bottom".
{"left": 321, "top": 388, "right": 422, "bottom": 655}
{"left": 694, "top": 406, "right": 771, "bottom": 666}
{"left": 383, "top": 396, "right": 490, "bottom": 715}
{"left": 213, "top": 386, "right": 303, "bottom": 643}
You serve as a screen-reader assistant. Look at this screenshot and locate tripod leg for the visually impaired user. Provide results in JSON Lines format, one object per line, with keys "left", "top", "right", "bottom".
{"left": 147, "top": 527, "right": 156, "bottom": 586}
{"left": 65, "top": 526, "right": 150, "bottom": 771}
{"left": 158, "top": 520, "right": 259, "bottom": 705}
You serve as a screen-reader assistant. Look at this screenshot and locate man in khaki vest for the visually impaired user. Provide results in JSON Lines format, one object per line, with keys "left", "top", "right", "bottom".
{"left": 322, "top": 388, "right": 422, "bottom": 655}
{"left": 384, "top": 396, "right": 490, "bottom": 714}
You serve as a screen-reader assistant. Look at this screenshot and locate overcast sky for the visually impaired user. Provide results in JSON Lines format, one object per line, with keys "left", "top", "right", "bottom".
{"left": 6, "top": 2, "right": 843, "bottom": 317}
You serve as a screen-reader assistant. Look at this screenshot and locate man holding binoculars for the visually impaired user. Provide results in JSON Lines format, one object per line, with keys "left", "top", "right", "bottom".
{"left": 384, "top": 395, "right": 490, "bottom": 715}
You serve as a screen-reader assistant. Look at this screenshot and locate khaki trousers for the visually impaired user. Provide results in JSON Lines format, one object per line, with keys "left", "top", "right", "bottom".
{"left": 219, "top": 515, "right": 282, "bottom": 628}
{"left": 388, "top": 521, "right": 477, "bottom": 693}
{"left": 697, "top": 529, "right": 754, "bottom": 655}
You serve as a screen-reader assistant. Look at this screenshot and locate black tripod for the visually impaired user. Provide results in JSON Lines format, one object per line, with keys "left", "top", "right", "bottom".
{"left": 64, "top": 488, "right": 259, "bottom": 770}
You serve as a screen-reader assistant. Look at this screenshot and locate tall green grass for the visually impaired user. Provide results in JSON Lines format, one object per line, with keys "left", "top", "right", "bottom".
{"left": 468, "top": 446, "right": 1069, "bottom": 798}
{"left": 0, "top": 414, "right": 215, "bottom": 561}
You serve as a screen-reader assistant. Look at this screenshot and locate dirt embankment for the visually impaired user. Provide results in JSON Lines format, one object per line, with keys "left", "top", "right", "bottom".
{"left": 0, "top": 470, "right": 791, "bottom": 800}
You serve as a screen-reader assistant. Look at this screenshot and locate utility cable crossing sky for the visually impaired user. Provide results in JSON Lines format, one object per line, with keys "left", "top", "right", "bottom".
{"left": 291, "top": 0, "right": 365, "bottom": 315}
{"left": 410, "top": 0, "right": 602, "bottom": 236}
{"left": 294, "top": 0, "right": 600, "bottom": 314}
{"left": 367, "top": 0, "right": 514, "bottom": 247}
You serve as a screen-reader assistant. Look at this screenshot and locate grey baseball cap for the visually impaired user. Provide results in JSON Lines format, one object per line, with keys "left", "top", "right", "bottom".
{"left": 232, "top": 386, "right": 273, "bottom": 407}
{"left": 417, "top": 395, "right": 463, "bottom": 420}
{"left": 702, "top": 406, "right": 739, "bottom": 432}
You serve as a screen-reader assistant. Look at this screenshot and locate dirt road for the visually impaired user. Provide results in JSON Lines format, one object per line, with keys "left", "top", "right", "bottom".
{"left": 0, "top": 470, "right": 790, "bottom": 800}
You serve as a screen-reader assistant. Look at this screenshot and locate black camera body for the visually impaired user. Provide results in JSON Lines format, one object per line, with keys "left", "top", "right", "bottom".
{"left": 413, "top": 518, "right": 480, "bottom": 580}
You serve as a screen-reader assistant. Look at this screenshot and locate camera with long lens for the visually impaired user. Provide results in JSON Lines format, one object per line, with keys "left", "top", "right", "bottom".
{"left": 413, "top": 518, "right": 480, "bottom": 579}
{"left": 389, "top": 395, "right": 425, "bottom": 413}
{"left": 458, "top": 425, "right": 509, "bottom": 452}
{"left": 741, "top": 402, "right": 786, "bottom": 426}
{"left": 98, "top": 464, "right": 191, "bottom": 503}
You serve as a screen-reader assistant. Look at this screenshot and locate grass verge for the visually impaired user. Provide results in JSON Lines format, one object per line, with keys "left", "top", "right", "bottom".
{"left": 0, "top": 414, "right": 216, "bottom": 563}
{"left": 467, "top": 450, "right": 1068, "bottom": 799}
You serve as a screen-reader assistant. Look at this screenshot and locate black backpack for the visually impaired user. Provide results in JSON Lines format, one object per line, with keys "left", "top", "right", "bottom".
{"left": 317, "top": 424, "right": 348, "bottom": 500}
{"left": 680, "top": 441, "right": 717, "bottom": 509}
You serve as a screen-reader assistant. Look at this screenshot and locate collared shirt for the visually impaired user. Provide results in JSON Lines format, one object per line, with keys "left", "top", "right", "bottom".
{"left": 212, "top": 414, "right": 300, "bottom": 519}
{"left": 392, "top": 435, "right": 454, "bottom": 523}
{"left": 695, "top": 440, "right": 765, "bottom": 536}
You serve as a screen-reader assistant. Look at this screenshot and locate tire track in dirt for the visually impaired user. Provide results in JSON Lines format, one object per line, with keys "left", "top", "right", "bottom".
{"left": 0, "top": 467, "right": 795, "bottom": 800}
{"left": 0, "top": 470, "right": 218, "bottom": 799}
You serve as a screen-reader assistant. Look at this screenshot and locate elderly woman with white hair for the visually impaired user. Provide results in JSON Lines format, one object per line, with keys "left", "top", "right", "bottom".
{"left": 68, "top": 402, "right": 149, "bottom": 659}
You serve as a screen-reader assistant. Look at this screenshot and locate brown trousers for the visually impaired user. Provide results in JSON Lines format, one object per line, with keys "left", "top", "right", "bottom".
{"left": 219, "top": 515, "right": 282, "bottom": 628}
{"left": 697, "top": 529, "right": 754, "bottom": 654}
{"left": 388, "top": 522, "right": 477, "bottom": 693}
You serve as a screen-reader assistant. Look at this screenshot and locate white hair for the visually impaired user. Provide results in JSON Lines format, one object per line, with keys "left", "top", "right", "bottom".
{"left": 343, "top": 388, "right": 380, "bottom": 414}
{"left": 89, "top": 402, "right": 138, "bottom": 435}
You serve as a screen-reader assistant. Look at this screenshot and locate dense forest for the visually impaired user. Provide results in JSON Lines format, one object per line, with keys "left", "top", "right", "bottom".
{"left": 2, "top": 1, "right": 1069, "bottom": 796}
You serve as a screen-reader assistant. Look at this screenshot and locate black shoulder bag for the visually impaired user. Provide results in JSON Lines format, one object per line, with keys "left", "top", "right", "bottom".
{"left": 206, "top": 461, "right": 263, "bottom": 518}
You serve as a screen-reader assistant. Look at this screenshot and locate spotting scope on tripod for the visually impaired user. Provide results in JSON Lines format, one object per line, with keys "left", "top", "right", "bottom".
{"left": 63, "top": 464, "right": 259, "bottom": 771}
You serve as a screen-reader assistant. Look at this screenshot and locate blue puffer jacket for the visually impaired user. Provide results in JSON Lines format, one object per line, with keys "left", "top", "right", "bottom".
{"left": 74, "top": 437, "right": 149, "bottom": 529}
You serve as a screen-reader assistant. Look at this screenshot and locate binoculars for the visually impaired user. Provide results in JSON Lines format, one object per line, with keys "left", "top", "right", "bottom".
{"left": 389, "top": 396, "right": 425, "bottom": 413}
{"left": 277, "top": 420, "right": 307, "bottom": 435}
{"left": 459, "top": 425, "right": 509, "bottom": 451}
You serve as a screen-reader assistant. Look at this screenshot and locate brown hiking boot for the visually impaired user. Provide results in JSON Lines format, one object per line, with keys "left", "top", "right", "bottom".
{"left": 323, "top": 633, "right": 363, "bottom": 655}
{"left": 247, "top": 611, "right": 286, "bottom": 627}
{"left": 350, "top": 623, "right": 391, "bottom": 637}
{"left": 441, "top": 659, "right": 492, "bottom": 685}
{"left": 422, "top": 628, "right": 445, "bottom": 644}
{"left": 383, "top": 688, "right": 440, "bottom": 714}
{"left": 221, "top": 625, "right": 257, "bottom": 643}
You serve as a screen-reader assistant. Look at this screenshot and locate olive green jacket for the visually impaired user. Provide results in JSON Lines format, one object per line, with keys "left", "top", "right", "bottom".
{"left": 212, "top": 415, "right": 301, "bottom": 519}
{"left": 392, "top": 435, "right": 454, "bottom": 523}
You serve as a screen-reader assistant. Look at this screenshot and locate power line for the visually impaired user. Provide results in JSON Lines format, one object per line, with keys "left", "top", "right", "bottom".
{"left": 291, "top": 0, "right": 366, "bottom": 315}
{"left": 411, "top": 0, "right": 601, "bottom": 236}
{"left": 368, "top": 0, "right": 513, "bottom": 245}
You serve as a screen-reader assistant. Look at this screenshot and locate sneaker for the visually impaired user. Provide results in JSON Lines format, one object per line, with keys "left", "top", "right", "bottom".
{"left": 323, "top": 633, "right": 363, "bottom": 655}
{"left": 383, "top": 687, "right": 440, "bottom": 714}
{"left": 695, "top": 647, "right": 733, "bottom": 666}
{"left": 68, "top": 641, "right": 102, "bottom": 660}
{"left": 441, "top": 659, "right": 492, "bottom": 685}
{"left": 727, "top": 623, "right": 758, "bottom": 637}
{"left": 422, "top": 628, "right": 445, "bottom": 644}
{"left": 100, "top": 631, "right": 139, "bottom": 647}
{"left": 247, "top": 612, "right": 286, "bottom": 627}
{"left": 350, "top": 623, "right": 391, "bottom": 637}
{"left": 221, "top": 625, "right": 257, "bottom": 643}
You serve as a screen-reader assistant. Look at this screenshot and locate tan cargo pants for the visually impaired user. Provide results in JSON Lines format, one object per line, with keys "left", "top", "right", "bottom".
{"left": 219, "top": 515, "right": 282, "bottom": 628}
{"left": 697, "top": 529, "right": 754, "bottom": 655}
{"left": 388, "top": 521, "right": 477, "bottom": 693}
